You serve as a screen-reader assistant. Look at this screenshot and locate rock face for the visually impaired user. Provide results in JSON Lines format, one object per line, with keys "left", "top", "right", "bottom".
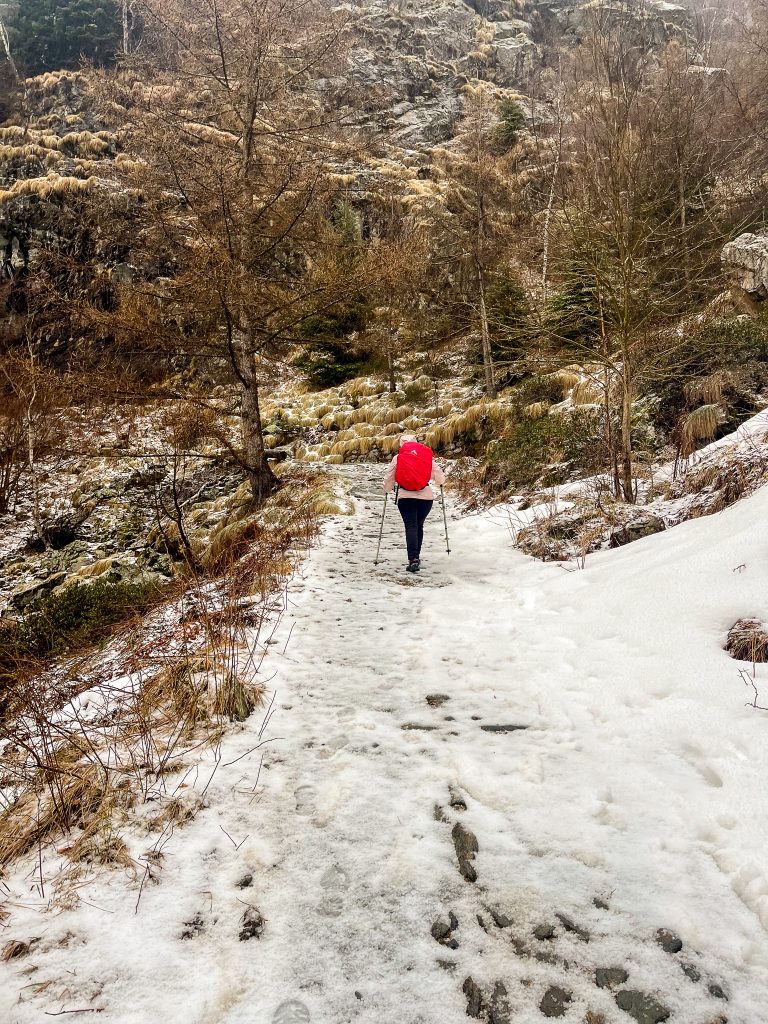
{"left": 722, "top": 232, "right": 768, "bottom": 301}
{"left": 609, "top": 516, "right": 665, "bottom": 548}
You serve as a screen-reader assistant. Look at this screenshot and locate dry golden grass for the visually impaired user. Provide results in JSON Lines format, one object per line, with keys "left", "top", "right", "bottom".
{"left": 571, "top": 380, "right": 603, "bottom": 406}
{"left": 684, "top": 371, "right": 732, "bottom": 407}
{"left": 679, "top": 404, "right": 724, "bottom": 458}
{"left": 523, "top": 401, "right": 551, "bottom": 419}
{"left": 725, "top": 618, "right": 768, "bottom": 663}
{"left": 0, "top": 173, "right": 93, "bottom": 203}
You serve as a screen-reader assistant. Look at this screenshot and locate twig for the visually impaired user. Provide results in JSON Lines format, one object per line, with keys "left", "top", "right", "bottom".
{"left": 281, "top": 621, "right": 296, "bottom": 655}
{"left": 45, "top": 1009, "right": 103, "bottom": 1016}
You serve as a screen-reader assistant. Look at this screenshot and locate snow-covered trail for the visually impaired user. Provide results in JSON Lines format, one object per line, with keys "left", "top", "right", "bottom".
{"left": 3, "top": 463, "right": 768, "bottom": 1023}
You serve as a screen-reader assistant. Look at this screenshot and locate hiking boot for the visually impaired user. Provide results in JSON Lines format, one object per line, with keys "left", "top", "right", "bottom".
{"left": 406, "top": 559, "right": 420, "bottom": 573}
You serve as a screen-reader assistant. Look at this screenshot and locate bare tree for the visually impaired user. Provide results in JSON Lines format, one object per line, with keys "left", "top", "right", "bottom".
{"left": 101, "top": 0, "right": 354, "bottom": 503}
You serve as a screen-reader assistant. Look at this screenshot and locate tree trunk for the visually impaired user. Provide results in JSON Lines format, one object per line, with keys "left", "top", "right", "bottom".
{"left": 477, "top": 266, "right": 497, "bottom": 400}
{"left": 387, "top": 345, "right": 396, "bottom": 394}
{"left": 0, "top": 14, "right": 21, "bottom": 85}
{"left": 240, "top": 346, "right": 278, "bottom": 506}
{"left": 619, "top": 374, "right": 634, "bottom": 503}
{"left": 603, "top": 369, "right": 621, "bottom": 499}
{"left": 122, "top": 0, "right": 131, "bottom": 55}
{"left": 25, "top": 376, "right": 47, "bottom": 548}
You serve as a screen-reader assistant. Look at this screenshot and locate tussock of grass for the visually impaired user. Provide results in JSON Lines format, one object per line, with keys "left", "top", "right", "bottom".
{"left": 725, "top": 618, "right": 768, "bottom": 663}
{"left": 679, "top": 404, "right": 724, "bottom": 458}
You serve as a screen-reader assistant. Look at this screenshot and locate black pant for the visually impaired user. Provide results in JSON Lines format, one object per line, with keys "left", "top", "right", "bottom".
{"left": 397, "top": 498, "right": 433, "bottom": 561}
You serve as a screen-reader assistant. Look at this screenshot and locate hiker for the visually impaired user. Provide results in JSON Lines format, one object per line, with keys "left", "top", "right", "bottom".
{"left": 383, "top": 434, "right": 446, "bottom": 572}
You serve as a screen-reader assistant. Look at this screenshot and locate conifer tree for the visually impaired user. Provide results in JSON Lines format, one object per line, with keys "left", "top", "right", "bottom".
{"left": 8, "top": 0, "right": 121, "bottom": 75}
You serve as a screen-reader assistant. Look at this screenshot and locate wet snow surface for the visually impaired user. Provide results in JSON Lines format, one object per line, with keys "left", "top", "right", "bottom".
{"left": 3, "top": 463, "right": 768, "bottom": 1022}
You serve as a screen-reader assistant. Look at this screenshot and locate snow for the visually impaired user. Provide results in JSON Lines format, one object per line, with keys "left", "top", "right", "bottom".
{"left": 2, "top": 464, "right": 768, "bottom": 1021}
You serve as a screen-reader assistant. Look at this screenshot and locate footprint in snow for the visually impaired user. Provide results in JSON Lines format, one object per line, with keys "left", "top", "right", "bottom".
{"left": 273, "top": 1000, "right": 310, "bottom": 1024}
{"left": 294, "top": 784, "right": 317, "bottom": 816}
{"left": 317, "top": 734, "right": 349, "bottom": 760}
{"left": 318, "top": 864, "right": 349, "bottom": 918}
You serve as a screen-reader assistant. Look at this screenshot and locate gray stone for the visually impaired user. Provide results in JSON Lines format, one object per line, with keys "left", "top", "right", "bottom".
{"left": 593, "top": 896, "right": 610, "bottom": 910}
{"left": 480, "top": 724, "right": 527, "bottom": 733}
{"left": 556, "top": 912, "right": 590, "bottom": 942}
{"left": 426, "top": 693, "right": 450, "bottom": 707}
{"left": 681, "top": 963, "right": 701, "bottom": 983}
{"left": 489, "top": 981, "right": 511, "bottom": 1024}
{"left": 463, "top": 976, "right": 483, "bottom": 1018}
{"left": 236, "top": 872, "right": 254, "bottom": 889}
{"left": 596, "top": 967, "right": 629, "bottom": 989}
{"left": 452, "top": 822, "right": 479, "bottom": 882}
{"left": 490, "top": 908, "right": 513, "bottom": 928}
{"left": 615, "top": 990, "right": 670, "bottom": 1023}
{"left": 708, "top": 983, "right": 728, "bottom": 1000}
{"left": 534, "top": 923, "right": 556, "bottom": 940}
{"left": 655, "top": 927, "right": 683, "bottom": 953}
{"left": 722, "top": 232, "right": 768, "bottom": 300}
{"left": 610, "top": 516, "right": 665, "bottom": 548}
{"left": 431, "top": 912, "right": 458, "bottom": 948}
{"left": 10, "top": 573, "right": 67, "bottom": 610}
{"left": 540, "top": 985, "right": 572, "bottom": 1018}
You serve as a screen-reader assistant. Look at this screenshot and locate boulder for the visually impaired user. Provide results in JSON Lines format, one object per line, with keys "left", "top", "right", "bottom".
{"left": 722, "top": 232, "right": 768, "bottom": 301}
{"left": 609, "top": 516, "right": 665, "bottom": 548}
{"left": 10, "top": 573, "right": 67, "bottom": 611}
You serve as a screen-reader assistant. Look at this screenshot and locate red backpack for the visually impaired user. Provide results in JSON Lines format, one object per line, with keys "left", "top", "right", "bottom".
{"left": 395, "top": 441, "right": 433, "bottom": 491}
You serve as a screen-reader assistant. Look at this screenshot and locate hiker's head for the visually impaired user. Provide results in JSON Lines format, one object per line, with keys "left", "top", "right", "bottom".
{"left": 399, "top": 433, "right": 417, "bottom": 446}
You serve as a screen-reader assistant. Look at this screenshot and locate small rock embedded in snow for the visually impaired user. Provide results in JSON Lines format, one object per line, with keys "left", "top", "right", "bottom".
{"left": 681, "top": 963, "right": 701, "bottom": 983}
{"left": 615, "top": 990, "right": 670, "bottom": 1023}
{"left": 236, "top": 872, "right": 254, "bottom": 889}
{"left": 534, "top": 923, "right": 556, "bottom": 941}
{"left": 708, "top": 983, "right": 728, "bottom": 1000}
{"left": 489, "top": 908, "right": 513, "bottom": 928}
{"left": 480, "top": 724, "right": 527, "bottom": 733}
{"left": 430, "top": 913, "right": 458, "bottom": 948}
{"left": 426, "top": 693, "right": 450, "bottom": 707}
{"left": 540, "top": 985, "right": 572, "bottom": 1017}
{"left": 595, "top": 967, "right": 629, "bottom": 989}
{"left": 239, "top": 906, "right": 265, "bottom": 941}
{"left": 556, "top": 912, "right": 589, "bottom": 942}
{"left": 451, "top": 822, "right": 479, "bottom": 882}
{"left": 489, "top": 981, "right": 511, "bottom": 1024}
{"left": 462, "top": 976, "right": 483, "bottom": 1018}
{"left": 655, "top": 928, "right": 683, "bottom": 953}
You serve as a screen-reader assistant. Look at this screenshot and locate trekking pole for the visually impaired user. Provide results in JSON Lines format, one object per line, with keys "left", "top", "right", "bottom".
{"left": 440, "top": 485, "right": 451, "bottom": 554}
{"left": 374, "top": 492, "right": 388, "bottom": 565}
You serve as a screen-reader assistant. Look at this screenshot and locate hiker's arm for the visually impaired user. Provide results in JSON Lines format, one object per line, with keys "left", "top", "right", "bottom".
{"left": 383, "top": 457, "right": 397, "bottom": 492}
{"left": 432, "top": 463, "right": 446, "bottom": 486}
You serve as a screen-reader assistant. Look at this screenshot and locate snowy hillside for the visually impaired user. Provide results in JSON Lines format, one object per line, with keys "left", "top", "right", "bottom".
{"left": 1, "top": 464, "right": 767, "bottom": 1022}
